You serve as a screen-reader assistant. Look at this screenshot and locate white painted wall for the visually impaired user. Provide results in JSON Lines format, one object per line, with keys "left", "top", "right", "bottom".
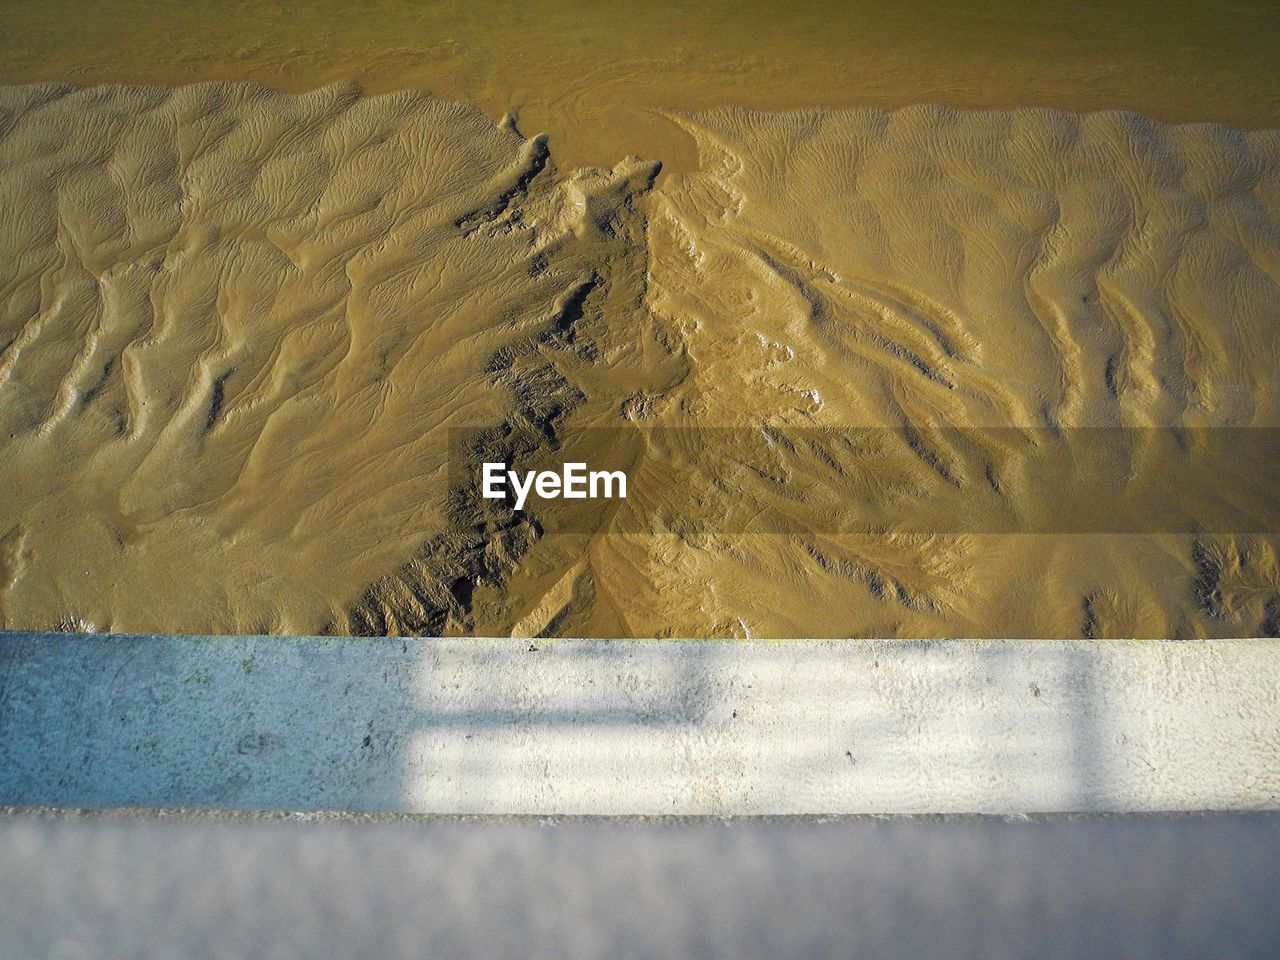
{"left": 1, "top": 634, "right": 1277, "bottom": 814}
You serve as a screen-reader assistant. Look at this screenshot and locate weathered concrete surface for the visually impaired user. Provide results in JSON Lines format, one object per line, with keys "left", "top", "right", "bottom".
{"left": 1, "top": 633, "right": 1278, "bottom": 814}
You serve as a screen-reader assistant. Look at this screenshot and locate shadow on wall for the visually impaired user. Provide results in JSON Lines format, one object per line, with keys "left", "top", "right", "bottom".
{"left": 0, "top": 633, "right": 1276, "bottom": 814}
{"left": 0, "top": 633, "right": 728, "bottom": 813}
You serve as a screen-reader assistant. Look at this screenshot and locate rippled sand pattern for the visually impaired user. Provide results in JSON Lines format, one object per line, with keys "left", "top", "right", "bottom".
{"left": 584, "top": 107, "right": 1280, "bottom": 638}
{"left": 0, "top": 83, "right": 662, "bottom": 634}
{"left": 1, "top": 85, "right": 1279, "bottom": 637}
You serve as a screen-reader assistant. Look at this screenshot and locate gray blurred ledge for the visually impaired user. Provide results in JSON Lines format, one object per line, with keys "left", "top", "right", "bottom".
{"left": 4, "top": 811, "right": 1280, "bottom": 960}
{"left": 1, "top": 633, "right": 1277, "bottom": 814}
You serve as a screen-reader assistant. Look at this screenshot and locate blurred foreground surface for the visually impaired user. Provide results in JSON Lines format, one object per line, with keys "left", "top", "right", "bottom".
{"left": 2, "top": 810, "right": 1277, "bottom": 960}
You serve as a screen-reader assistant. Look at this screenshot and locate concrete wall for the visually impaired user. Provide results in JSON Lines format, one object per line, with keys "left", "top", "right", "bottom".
{"left": 2, "top": 633, "right": 1278, "bottom": 814}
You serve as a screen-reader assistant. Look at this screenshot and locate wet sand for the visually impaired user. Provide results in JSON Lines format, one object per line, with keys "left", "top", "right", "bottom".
{"left": 1, "top": 4, "right": 1278, "bottom": 638}
{"left": 3, "top": 0, "right": 1279, "bottom": 171}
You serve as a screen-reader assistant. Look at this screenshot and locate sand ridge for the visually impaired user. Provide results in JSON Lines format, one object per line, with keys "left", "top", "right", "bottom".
{"left": 0, "top": 82, "right": 668, "bottom": 635}
{"left": 1, "top": 84, "right": 1279, "bottom": 638}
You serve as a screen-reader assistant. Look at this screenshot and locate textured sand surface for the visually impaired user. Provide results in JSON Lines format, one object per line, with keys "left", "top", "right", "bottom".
{"left": 1, "top": 84, "right": 1279, "bottom": 637}
{"left": 0, "top": 83, "right": 664, "bottom": 635}
{"left": 564, "top": 107, "right": 1280, "bottom": 639}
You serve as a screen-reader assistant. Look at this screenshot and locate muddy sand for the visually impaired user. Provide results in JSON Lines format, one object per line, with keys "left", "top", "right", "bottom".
{"left": 2, "top": 2, "right": 1279, "bottom": 638}
{"left": 1, "top": 79, "right": 1278, "bottom": 638}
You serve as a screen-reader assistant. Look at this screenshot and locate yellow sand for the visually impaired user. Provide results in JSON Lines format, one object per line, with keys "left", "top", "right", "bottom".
{"left": 0, "top": 83, "right": 662, "bottom": 633}
{"left": 2, "top": 82, "right": 1278, "bottom": 637}
{"left": 540, "top": 106, "right": 1280, "bottom": 638}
